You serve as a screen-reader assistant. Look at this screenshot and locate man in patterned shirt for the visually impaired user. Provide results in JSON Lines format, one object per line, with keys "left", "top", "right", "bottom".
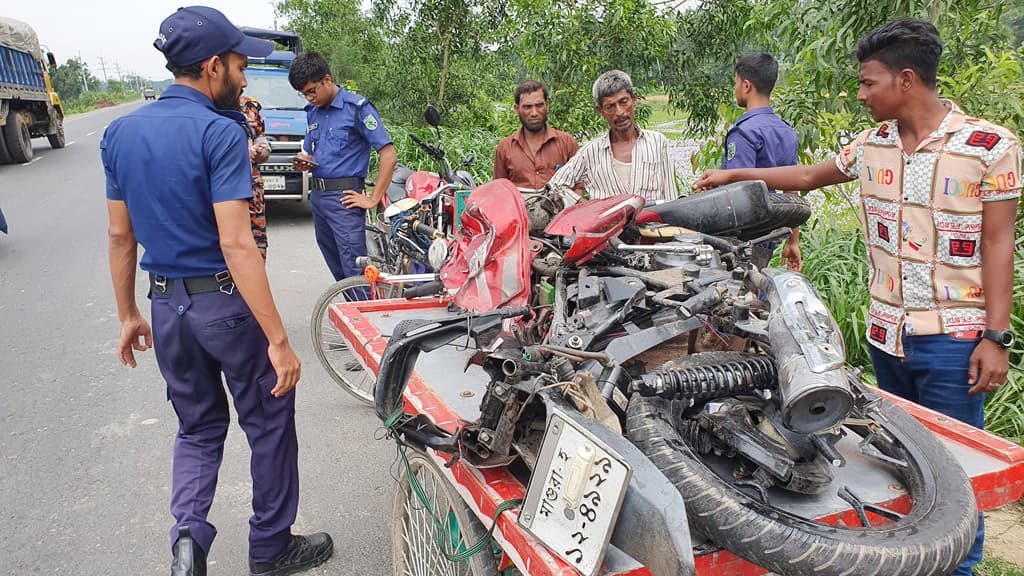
{"left": 548, "top": 70, "right": 677, "bottom": 203}
{"left": 696, "top": 19, "right": 1019, "bottom": 574}
{"left": 240, "top": 94, "right": 270, "bottom": 258}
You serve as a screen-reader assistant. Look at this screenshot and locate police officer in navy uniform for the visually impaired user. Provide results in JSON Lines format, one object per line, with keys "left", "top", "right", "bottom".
{"left": 102, "top": 7, "right": 332, "bottom": 576}
{"left": 721, "top": 52, "right": 802, "bottom": 270}
{"left": 288, "top": 51, "right": 397, "bottom": 281}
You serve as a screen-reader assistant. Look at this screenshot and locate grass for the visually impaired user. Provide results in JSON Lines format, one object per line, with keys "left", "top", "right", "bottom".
{"left": 65, "top": 91, "right": 142, "bottom": 115}
{"left": 642, "top": 94, "right": 689, "bottom": 126}
{"left": 978, "top": 557, "right": 1024, "bottom": 576}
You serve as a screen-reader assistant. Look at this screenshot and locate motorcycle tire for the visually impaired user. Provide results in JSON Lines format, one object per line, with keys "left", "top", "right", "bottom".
{"left": 625, "top": 352, "right": 978, "bottom": 576}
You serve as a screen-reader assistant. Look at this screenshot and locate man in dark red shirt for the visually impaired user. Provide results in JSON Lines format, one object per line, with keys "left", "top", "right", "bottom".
{"left": 493, "top": 79, "right": 579, "bottom": 191}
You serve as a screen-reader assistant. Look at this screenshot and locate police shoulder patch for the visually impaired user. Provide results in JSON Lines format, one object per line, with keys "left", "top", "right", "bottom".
{"left": 727, "top": 141, "right": 737, "bottom": 160}
{"left": 363, "top": 115, "right": 378, "bottom": 131}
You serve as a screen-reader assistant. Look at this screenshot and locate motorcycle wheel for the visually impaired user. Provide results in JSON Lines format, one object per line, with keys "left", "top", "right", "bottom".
{"left": 625, "top": 352, "right": 978, "bottom": 576}
{"left": 392, "top": 448, "right": 500, "bottom": 576}
{"left": 311, "top": 276, "right": 403, "bottom": 405}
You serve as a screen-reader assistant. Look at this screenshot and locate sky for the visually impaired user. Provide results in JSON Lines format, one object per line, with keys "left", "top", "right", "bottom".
{"left": 5, "top": 1, "right": 281, "bottom": 82}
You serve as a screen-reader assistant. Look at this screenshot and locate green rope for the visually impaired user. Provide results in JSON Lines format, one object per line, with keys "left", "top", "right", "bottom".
{"left": 393, "top": 422, "right": 523, "bottom": 564}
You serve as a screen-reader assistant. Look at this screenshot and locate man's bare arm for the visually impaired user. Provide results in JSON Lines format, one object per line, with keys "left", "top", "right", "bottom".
{"left": 968, "top": 197, "right": 1018, "bottom": 393}
{"left": 695, "top": 159, "right": 852, "bottom": 192}
{"left": 107, "top": 199, "right": 151, "bottom": 367}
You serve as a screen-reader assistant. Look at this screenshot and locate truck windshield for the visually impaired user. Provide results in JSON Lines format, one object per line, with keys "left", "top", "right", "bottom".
{"left": 244, "top": 71, "right": 308, "bottom": 110}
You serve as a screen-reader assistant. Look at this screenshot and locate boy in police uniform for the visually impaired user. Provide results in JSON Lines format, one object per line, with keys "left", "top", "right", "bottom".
{"left": 697, "top": 19, "right": 1019, "bottom": 575}
{"left": 288, "top": 51, "right": 398, "bottom": 281}
{"left": 103, "top": 7, "right": 332, "bottom": 576}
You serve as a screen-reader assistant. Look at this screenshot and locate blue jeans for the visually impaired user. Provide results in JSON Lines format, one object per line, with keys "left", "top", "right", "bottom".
{"left": 869, "top": 334, "right": 985, "bottom": 576}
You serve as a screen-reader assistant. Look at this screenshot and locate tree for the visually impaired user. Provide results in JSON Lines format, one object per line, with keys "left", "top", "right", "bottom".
{"left": 508, "top": 0, "right": 676, "bottom": 137}
{"left": 50, "top": 57, "right": 100, "bottom": 101}
{"left": 666, "top": 0, "right": 1023, "bottom": 166}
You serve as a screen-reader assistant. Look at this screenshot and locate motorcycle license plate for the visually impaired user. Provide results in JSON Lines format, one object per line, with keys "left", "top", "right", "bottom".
{"left": 519, "top": 407, "right": 632, "bottom": 576}
{"left": 263, "top": 175, "right": 286, "bottom": 190}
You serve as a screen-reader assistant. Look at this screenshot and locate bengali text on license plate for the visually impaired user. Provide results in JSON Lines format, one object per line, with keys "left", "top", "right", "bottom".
{"left": 519, "top": 407, "right": 632, "bottom": 576}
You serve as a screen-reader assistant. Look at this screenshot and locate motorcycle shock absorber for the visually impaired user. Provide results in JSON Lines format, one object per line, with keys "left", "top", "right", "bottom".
{"left": 632, "top": 356, "right": 777, "bottom": 401}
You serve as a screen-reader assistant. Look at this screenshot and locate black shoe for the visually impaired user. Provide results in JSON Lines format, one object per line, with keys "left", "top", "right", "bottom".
{"left": 249, "top": 533, "right": 334, "bottom": 576}
{"left": 170, "top": 526, "right": 207, "bottom": 576}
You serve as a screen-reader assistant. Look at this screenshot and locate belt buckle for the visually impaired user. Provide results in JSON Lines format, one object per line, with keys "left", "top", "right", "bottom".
{"left": 215, "top": 270, "right": 235, "bottom": 295}
{"left": 153, "top": 275, "right": 168, "bottom": 294}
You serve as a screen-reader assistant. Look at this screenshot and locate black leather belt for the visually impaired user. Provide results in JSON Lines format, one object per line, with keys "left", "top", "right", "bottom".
{"left": 310, "top": 177, "right": 364, "bottom": 191}
{"left": 149, "top": 271, "right": 235, "bottom": 296}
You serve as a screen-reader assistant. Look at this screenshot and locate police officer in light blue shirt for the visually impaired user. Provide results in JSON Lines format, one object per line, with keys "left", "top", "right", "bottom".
{"left": 722, "top": 53, "right": 802, "bottom": 270}
{"left": 102, "top": 6, "right": 333, "bottom": 576}
{"left": 288, "top": 52, "right": 397, "bottom": 281}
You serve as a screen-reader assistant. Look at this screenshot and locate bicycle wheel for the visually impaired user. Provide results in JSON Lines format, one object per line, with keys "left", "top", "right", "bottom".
{"left": 311, "top": 276, "right": 403, "bottom": 405}
{"left": 392, "top": 448, "right": 499, "bottom": 576}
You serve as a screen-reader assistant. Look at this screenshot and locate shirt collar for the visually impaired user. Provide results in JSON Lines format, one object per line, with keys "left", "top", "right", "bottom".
{"left": 162, "top": 84, "right": 246, "bottom": 123}
{"left": 735, "top": 106, "right": 774, "bottom": 124}
{"left": 511, "top": 125, "right": 556, "bottom": 145}
{"left": 889, "top": 99, "right": 964, "bottom": 151}
{"left": 597, "top": 125, "right": 643, "bottom": 149}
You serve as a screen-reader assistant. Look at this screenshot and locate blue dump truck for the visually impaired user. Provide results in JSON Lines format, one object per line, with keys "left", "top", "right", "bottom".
{"left": 0, "top": 17, "right": 64, "bottom": 165}
{"left": 238, "top": 27, "right": 310, "bottom": 201}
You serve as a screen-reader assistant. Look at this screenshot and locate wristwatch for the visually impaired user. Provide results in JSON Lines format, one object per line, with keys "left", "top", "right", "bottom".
{"left": 982, "top": 329, "right": 1016, "bottom": 349}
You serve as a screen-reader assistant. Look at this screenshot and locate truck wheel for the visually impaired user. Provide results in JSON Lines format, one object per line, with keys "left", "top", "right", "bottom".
{"left": 47, "top": 114, "right": 66, "bottom": 149}
{"left": 3, "top": 113, "right": 33, "bottom": 164}
{"left": 0, "top": 130, "right": 12, "bottom": 165}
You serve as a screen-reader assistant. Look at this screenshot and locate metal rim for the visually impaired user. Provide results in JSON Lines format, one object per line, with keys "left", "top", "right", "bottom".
{"left": 311, "top": 277, "right": 401, "bottom": 405}
{"left": 393, "top": 451, "right": 486, "bottom": 576}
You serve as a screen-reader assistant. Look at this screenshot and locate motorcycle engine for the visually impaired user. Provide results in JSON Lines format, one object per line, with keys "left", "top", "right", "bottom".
{"left": 650, "top": 233, "right": 722, "bottom": 272}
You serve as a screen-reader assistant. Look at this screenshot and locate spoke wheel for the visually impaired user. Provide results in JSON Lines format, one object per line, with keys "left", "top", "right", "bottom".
{"left": 311, "top": 276, "right": 403, "bottom": 405}
{"left": 392, "top": 449, "right": 498, "bottom": 576}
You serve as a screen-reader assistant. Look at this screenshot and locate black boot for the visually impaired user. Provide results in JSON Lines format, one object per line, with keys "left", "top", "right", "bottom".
{"left": 170, "top": 526, "right": 207, "bottom": 576}
{"left": 249, "top": 533, "right": 333, "bottom": 576}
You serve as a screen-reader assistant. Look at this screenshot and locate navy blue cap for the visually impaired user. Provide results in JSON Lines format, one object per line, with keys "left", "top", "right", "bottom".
{"left": 154, "top": 6, "right": 274, "bottom": 68}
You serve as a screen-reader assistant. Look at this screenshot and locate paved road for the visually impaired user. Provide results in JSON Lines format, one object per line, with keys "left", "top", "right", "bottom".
{"left": 0, "top": 101, "right": 393, "bottom": 575}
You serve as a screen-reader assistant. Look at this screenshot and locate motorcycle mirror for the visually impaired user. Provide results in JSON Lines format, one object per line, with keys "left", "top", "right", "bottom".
{"left": 428, "top": 237, "right": 449, "bottom": 272}
{"left": 424, "top": 105, "right": 441, "bottom": 127}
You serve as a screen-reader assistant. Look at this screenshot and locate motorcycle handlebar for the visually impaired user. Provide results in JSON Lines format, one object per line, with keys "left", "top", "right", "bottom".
{"left": 412, "top": 220, "right": 439, "bottom": 238}
{"left": 403, "top": 279, "right": 444, "bottom": 299}
{"left": 409, "top": 132, "right": 444, "bottom": 160}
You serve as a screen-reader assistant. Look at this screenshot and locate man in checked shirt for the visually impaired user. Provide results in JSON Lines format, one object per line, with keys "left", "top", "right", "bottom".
{"left": 696, "top": 19, "right": 1019, "bottom": 575}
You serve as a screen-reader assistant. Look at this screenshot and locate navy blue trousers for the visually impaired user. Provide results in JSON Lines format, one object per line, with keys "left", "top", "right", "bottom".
{"left": 152, "top": 282, "right": 298, "bottom": 562}
{"left": 870, "top": 334, "right": 985, "bottom": 576}
{"left": 310, "top": 189, "right": 367, "bottom": 281}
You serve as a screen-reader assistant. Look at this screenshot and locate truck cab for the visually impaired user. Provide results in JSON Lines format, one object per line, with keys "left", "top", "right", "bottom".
{"left": 240, "top": 28, "right": 310, "bottom": 201}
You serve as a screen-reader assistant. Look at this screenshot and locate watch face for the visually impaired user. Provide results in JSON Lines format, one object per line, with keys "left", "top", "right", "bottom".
{"left": 1002, "top": 331, "right": 1016, "bottom": 348}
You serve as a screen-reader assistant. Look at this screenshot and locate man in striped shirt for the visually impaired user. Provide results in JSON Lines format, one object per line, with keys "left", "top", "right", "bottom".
{"left": 548, "top": 70, "right": 677, "bottom": 204}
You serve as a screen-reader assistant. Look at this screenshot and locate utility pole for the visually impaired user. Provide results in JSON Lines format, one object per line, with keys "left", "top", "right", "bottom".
{"left": 76, "top": 51, "right": 88, "bottom": 93}
{"left": 97, "top": 56, "right": 108, "bottom": 83}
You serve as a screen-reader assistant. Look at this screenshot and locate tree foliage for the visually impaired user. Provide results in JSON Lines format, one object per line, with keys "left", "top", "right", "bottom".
{"left": 50, "top": 57, "right": 100, "bottom": 101}
{"left": 276, "top": 0, "right": 674, "bottom": 135}
{"left": 667, "top": 0, "right": 1024, "bottom": 166}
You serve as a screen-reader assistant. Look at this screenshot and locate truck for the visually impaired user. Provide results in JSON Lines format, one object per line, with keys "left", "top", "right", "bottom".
{"left": 239, "top": 27, "right": 310, "bottom": 201}
{"left": 0, "top": 17, "right": 65, "bottom": 165}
